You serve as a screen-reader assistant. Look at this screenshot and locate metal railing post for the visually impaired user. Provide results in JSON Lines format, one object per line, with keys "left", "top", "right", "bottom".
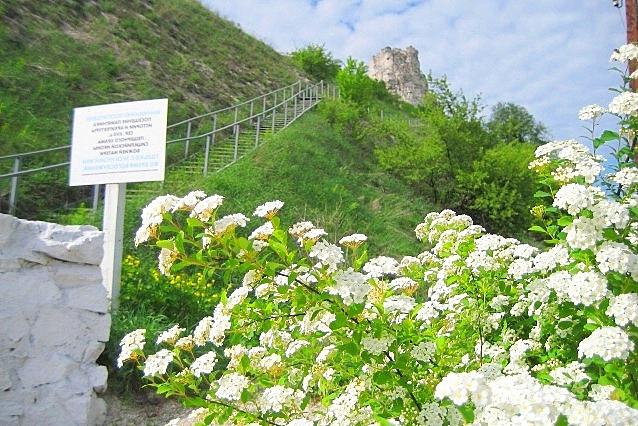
{"left": 92, "top": 184, "right": 100, "bottom": 212}
{"left": 249, "top": 100, "right": 254, "bottom": 118}
{"left": 204, "top": 135, "right": 211, "bottom": 176}
{"left": 284, "top": 97, "right": 288, "bottom": 125}
{"left": 233, "top": 124, "right": 240, "bottom": 161}
{"left": 185, "top": 121, "right": 191, "bottom": 159}
{"left": 205, "top": 114, "right": 217, "bottom": 175}
{"left": 271, "top": 102, "right": 276, "bottom": 133}
{"left": 262, "top": 96, "right": 267, "bottom": 118}
{"left": 234, "top": 106, "right": 239, "bottom": 123}
{"left": 8, "top": 157, "right": 20, "bottom": 216}
{"left": 255, "top": 116, "right": 261, "bottom": 147}
{"left": 294, "top": 89, "right": 298, "bottom": 117}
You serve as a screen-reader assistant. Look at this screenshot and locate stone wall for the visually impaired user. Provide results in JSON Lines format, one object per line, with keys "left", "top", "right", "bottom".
{"left": 0, "top": 213, "right": 109, "bottom": 426}
{"left": 368, "top": 46, "right": 428, "bottom": 105}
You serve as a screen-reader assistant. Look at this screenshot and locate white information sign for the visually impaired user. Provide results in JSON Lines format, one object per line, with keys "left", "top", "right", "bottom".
{"left": 69, "top": 98, "right": 168, "bottom": 186}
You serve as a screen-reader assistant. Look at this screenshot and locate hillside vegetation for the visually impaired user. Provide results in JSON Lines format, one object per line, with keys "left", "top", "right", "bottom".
{"left": 0, "top": 0, "right": 302, "bottom": 156}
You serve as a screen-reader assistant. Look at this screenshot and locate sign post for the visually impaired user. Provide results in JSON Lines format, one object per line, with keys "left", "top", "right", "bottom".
{"left": 69, "top": 99, "right": 168, "bottom": 311}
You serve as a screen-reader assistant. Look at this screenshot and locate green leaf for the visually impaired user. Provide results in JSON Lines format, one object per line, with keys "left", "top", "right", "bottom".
{"left": 175, "top": 231, "right": 185, "bottom": 253}
{"left": 583, "top": 323, "right": 599, "bottom": 331}
{"left": 156, "top": 239, "right": 175, "bottom": 250}
{"left": 600, "top": 130, "right": 619, "bottom": 142}
{"left": 457, "top": 405, "right": 475, "bottom": 423}
{"left": 557, "top": 216, "right": 573, "bottom": 227}
{"left": 269, "top": 241, "right": 288, "bottom": 260}
{"left": 340, "top": 341, "right": 359, "bottom": 356}
{"left": 186, "top": 217, "right": 204, "bottom": 228}
{"left": 528, "top": 225, "right": 546, "bottom": 234}
{"left": 330, "top": 311, "right": 347, "bottom": 330}
{"left": 373, "top": 370, "right": 392, "bottom": 385}
{"left": 593, "top": 137, "right": 606, "bottom": 149}
{"left": 533, "top": 190, "right": 552, "bottom": 198}
{"left": 271, "top": 216, "right": 281, "bottom": 229}
{"left": 555, "top": 414, "right": 569, "bottom": 426}
{"left": 170, "top": 260, "right": 191, "bottom": 273}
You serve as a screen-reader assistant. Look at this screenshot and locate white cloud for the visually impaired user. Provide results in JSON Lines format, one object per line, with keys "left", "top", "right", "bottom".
{"left": 202, "top": 0, "right": 625, "bottom": 140}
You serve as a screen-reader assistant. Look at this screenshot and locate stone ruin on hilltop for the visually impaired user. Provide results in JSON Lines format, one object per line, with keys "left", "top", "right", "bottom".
{"left": 368, "top": 46, "right": 428, "bottom": 105}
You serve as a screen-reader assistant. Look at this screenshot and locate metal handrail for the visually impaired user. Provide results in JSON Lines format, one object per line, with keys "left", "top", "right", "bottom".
{"left": 0, "top": 145, "right": 70, "bottom": 161}
{"left": 0, "top": 80, "right": 319, "bottom": 178}
{"left": 167, "top": 80, "right": 303, "bottom": 128}
{"left": 1, "top": 79, "right": 337, "bottom": 215}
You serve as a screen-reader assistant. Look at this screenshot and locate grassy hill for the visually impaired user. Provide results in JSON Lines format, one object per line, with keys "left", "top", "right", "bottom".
{"left": 0, "top": 0, "right": 306, "bottom": 216}
{"left": 0, "top": 0, "right": 303, "bottom": 156}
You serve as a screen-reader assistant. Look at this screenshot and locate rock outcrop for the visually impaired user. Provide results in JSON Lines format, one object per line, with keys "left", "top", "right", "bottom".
{"left": 0, "top": 214, "right": 109, "bottom": 426}
{"left": 368, "top": 46, "right": 428, "bottom": 105}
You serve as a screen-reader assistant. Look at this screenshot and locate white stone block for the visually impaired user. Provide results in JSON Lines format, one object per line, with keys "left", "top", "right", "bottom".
{"left": 18, "top": 355, "right": 74, "bottom": 388}
{"left": 65, "top": 284, "right": 109, "bottom": 313}
{"left": 0, "top": 215, "right": 108, "bottom": 425}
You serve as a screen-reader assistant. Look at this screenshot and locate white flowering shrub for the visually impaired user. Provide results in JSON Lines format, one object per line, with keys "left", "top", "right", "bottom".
{"left": 121, "top": 46, "right": 638, "bottom": 425}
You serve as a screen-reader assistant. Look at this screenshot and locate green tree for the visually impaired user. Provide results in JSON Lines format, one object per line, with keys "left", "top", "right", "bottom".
{"left": 336, "top": 57, "right": 388, "bottom": 105}
{"left": 454, "top": 142, "right": 537, "bottom": 233}
{"left": 488, "top": 102, "right": 549, "bottom": 145}
{"left": 290, "top": 44, "right": 341, "bottom": 82}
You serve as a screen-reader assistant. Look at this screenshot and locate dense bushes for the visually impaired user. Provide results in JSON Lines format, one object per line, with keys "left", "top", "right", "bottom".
{"left": 321, "top": 75, "right": 542, "bottom": 235}
{"left": 290, "top": 44, "right": 341, "bottom": 82}
{"left": 336, "top": 58, "right": 392, "bottom": 106}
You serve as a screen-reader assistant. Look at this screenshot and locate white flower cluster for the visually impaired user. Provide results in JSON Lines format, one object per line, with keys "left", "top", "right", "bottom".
{"left": 309, "top": 240, "right": 344, "bottom": 271}
{"left": 410, "top": 341, "right": 436, "bottom": 363}
{"left": 135, "top": 194, "right": 179, "bottom": 246}
{"left": 610, "top": 43, "right": 638, "bottom": 62}
{"left": 321, "top": 378, "right": 371, "bottom": 425}
{"left": 215, "top": 373, "right": 250, "bottom": 401}
{"left": 596, "top": 241, "right": 638, "bottom": 278}
{"left": 578, "top": 326, "right": 635, "bottom": 361}
{"left": 257, "top": 385, "right": 296, "bottom": 413}
{"left": 549, "top": 361, "right": 590, "bottom": 386}
{"left": 190, "top": 351, "right": 217, "bottom": 377}
{"left": 156, "top": 325, "right": 185, "bottom": 345}
{"left": 214, "top": 213, "right": 250, "bottom": 235}
{"left": 546, "top": 271, "right": 608, "bottom": 306}
{"left": 578, "top": 104, "right": 606, "bottom": 121}
{"left": 609, "top": 167, "right": 638, "bottom": 188}
{"left": 144, "top": 349, "right": 174, "bottom": 376}
{"left": 249, "top": 221, "right": 274, "bottom": 241}
{"left": 361, "top": 335, "right": 394, "bottom": 355}
{"left": 171, "top": 190, "right": 207, "bottom": 212}
{"left": 158, "top": 247, "right": 178, "bottom": 276}
{"left": 438, "top": 370, "right": 638, "bottom": 425}
{"left": 530, "top": 139, "right": 603, "bottom": 184}
{"left": 609, "top": 91, "right": 638, "bottom": 116}
{"left": 338, "top": 233, "right": 367, "bottom": 248}
{"left": 253, "top": 200, "right": 284, "bottom": 219}
{"left": 362, "top": 256, "right": 399, "bottom": 278}
{"left": 289, "top": 221, "right": 327, "bottom": 243}
{"left": 190, "top": 194, "right": 224, "bottom": 222}
{"left": 192, "top": 303, "right": 232, "bottom": 347}
{"left": 327, "top": 268, "right": 370, "bottom": 305}
{"left": 606, "top": 293, "right": 638, "bottom": 327}
{"left": 553, "top": 183, "right": 597, "bottom": 215}
{"left": 117, "top": 328, "right": 146, "bottom": 367}
{"left": 383, "top": 295, "right": 416, "bottom": 323}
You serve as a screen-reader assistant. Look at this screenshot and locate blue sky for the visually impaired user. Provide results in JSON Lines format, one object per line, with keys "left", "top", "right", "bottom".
{"left": 201, "top": 0, "right": 627, "bottom": 142}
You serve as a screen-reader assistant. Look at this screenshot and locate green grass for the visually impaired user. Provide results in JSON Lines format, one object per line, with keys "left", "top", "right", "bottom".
{"left": 124, "top": 109, "right": 435, "bottom": 259}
